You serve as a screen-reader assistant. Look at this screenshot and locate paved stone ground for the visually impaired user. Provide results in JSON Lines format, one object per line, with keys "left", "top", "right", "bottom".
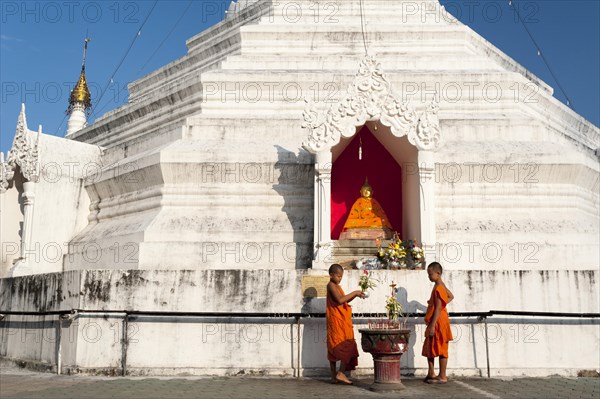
{"left": 1, "top": 366, "right": 598, "bottom": 399}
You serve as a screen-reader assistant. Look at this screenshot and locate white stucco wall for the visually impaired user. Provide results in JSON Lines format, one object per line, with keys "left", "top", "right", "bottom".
{"left": 1, "top": 269, "right": 598, "bottom": 377}
{"left": 0, "top": 182, "right": 23, "bottom": 276}
{"left": 0, "top": 134, "right": 102, "bottom": 278}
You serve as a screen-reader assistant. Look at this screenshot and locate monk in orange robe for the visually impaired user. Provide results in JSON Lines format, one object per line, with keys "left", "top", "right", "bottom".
{"left": 422, "top": 262, "right": 454, "bottom": 384}
{"left": 341, "top": 178, "right": 393, "bottom": 239}
{"left": 326, "top": 264, "right": 365, "bottom": 384}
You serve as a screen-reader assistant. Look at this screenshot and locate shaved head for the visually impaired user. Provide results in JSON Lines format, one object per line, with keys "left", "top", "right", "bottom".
{"left": 329, "top": 264, "right": 343, "bottom": 274}
{"left": 427, "top": 262, "right": 443, "bottom": 274}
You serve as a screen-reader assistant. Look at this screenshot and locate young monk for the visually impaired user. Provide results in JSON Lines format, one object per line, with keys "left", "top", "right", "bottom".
{"left": 326, "top": 264, "right": 365, "bottom": 385}
{"left": 422, "top": 261, "right": 454, "bottom": 384}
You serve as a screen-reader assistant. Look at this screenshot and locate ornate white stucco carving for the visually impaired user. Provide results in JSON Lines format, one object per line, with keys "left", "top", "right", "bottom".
{"left": 302, "top": 55, "right": 441, "bottom": 154}
{"left": 0, "top": 152, "right": 13, "bottom": 193}
{"left": 2, "top": 105, "right": 41, "bottom": 275}
{"left": 3, "top": 104, "right": 41, "bottom": 189}
{"left": 413, "top": 100, "right": 441, "bottom": 151}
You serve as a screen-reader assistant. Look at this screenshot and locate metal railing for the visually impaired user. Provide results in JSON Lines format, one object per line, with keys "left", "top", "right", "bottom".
{"left": 0, "top": 309, "right": 598, "bottom": 378}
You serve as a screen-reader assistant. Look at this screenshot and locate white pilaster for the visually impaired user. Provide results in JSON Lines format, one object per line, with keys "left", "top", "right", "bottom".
{"left": 313, "top": 150, "right": 333, "bottom": 269}
{"left": 10, "top": 181, "right": 36, "bottom": 276}
{"left": 418, "top": 150, "right": 437, "bottom": 263}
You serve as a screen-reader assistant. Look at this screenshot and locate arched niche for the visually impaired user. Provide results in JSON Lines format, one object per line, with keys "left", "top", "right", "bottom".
{"left": 331, "top": 123, "right": 419, "bottom": 242}
{"left": 301, "top": 55, "right": 441, "bottom": 269}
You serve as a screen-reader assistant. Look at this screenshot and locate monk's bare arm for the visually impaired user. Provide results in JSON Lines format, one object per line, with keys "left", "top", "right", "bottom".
{"left": 443, "top": 283, "right": 454, "bottom": 303}
{"left": 347, "top": 293, "right": 364, "bottom": 303}
{"left": 327, "top": 282, "right": 364, "bottom": 305}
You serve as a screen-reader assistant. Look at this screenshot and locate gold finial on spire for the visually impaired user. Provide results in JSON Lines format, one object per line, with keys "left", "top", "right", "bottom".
{"left": 68, "top": 37, "right": 92, "bottom": 113}
{"left": 82, "top": 37, "right": 90, "bottom": 71}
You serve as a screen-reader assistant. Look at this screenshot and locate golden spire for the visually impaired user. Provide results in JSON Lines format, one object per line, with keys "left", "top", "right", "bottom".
{"left": 68, "top": 38, "right": 92, "bottom": 113}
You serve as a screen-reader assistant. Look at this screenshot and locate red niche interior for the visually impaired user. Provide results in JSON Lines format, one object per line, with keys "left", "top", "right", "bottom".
{"left": 331, "top": 126, "right": 403, "bottom": 239}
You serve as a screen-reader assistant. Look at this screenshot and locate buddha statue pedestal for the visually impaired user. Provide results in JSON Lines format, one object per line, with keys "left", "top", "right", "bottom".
{"left": 339, "top": 228, "right": 393, "bottom": 240}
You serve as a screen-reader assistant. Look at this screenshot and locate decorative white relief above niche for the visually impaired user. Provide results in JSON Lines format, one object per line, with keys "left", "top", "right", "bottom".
{"left": 302, "top": 55, "right": 441, "bottom": 154}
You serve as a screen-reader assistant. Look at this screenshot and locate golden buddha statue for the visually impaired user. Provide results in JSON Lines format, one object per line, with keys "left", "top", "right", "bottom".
{"left": 340, "top": 178, "right": 394, "bottom": 240}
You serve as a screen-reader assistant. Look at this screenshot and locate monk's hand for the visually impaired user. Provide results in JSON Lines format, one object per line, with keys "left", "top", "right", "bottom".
{"left": 425, "top": 325, "right": 434, "bottom": 337}
{"left": 353, "top": 290, "right": 365, "bottom": 299}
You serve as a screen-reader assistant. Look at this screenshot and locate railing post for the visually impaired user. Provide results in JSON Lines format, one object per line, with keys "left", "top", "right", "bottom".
{"left": 483, "top": 316, "right": 491, "bottom": 378}
{"left": 296, "top": 315, "right": 301, "bottom": 379}
{"left": 122, "top": 313, "right": 129, "bottom": 377}
{"left": 57, "top": 317, "right": 62, "bottom": 375}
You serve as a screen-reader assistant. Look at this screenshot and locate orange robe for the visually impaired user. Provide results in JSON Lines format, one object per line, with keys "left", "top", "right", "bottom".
{"left": 326, "top": 284, "right": 359, "bottom": 370}
{"left": 342, "top": 197, "right": 393, "bottom": 231}
{"left": 422, "top": 284, "right": 453, "bottom": 358}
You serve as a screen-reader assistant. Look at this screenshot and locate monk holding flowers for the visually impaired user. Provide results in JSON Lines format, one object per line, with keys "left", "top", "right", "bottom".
{"left": 326, "top": 264, "right": 365, "bottom": 384}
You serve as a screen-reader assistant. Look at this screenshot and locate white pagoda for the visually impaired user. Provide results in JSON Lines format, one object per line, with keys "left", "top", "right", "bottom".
{"left": 0, "top": 0, "right": 598, "bottom": 378}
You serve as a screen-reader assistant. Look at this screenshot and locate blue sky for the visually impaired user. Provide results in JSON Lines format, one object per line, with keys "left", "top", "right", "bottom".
{"left": 1, "top": 0, "right": 598, "bottom": 155}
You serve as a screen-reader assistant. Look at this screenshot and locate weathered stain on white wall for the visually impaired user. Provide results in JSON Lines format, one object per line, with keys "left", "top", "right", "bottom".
{"left": 1, "top": 269, "right": 597, "bottom": 376}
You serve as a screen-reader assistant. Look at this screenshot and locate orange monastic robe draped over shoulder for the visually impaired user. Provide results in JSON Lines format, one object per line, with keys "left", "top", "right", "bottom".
{"left": 342, "top": 197, "right": 393, "bottom": 231}
{"left": 326, "top": 284, "right": 359, "bottom": 370}
{"left": 422, "top": 284, "right": 453, "bottom": 358}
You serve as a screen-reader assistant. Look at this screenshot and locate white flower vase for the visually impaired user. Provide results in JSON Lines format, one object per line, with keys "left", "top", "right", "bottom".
{"left": 362, "top": 290, "right": 369, "bottom": 299}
